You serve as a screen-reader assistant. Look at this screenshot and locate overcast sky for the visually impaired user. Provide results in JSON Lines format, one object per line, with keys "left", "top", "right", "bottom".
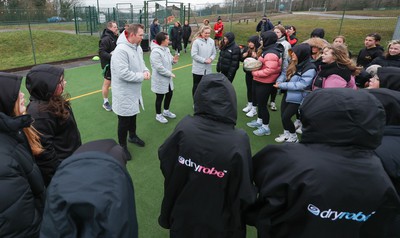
{"left": 81, "top": 0, "right": 218, "bottom": 9}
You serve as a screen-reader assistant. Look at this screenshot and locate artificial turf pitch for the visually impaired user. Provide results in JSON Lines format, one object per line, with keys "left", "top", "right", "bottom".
{"left": 25, "top": 49, "right": 284, "bottom": 237}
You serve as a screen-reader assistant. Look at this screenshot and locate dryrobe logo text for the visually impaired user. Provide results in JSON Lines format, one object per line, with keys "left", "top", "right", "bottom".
{"left": 178, "top": 156, "right": 227, "bottom": 178}
{"left": 307, "top": 204, "right": 375, "bottom": 222}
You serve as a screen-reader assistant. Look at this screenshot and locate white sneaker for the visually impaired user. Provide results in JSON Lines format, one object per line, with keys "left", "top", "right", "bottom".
{"left": 270, "top": 102, "right": 277, "bottom": 111}
{"left": 156, "top": 114, "right": 168, "bottom": 123}
{"left": 286, "top": 133, "right": 299, "bottom": 143}
{"left": 275, "top": 131, "right": 289, "bottom": 143}
{"left": 253, "top": 126, "right": 271, "bottom": 136}
{"left": 246, "top": 107, "right": 257, "bottom": 117}
{"left": 162, "top": 110, "right": 176, "bottom": 119}
{"left": 242, "top": 103, "right": 252, "bottom": 113}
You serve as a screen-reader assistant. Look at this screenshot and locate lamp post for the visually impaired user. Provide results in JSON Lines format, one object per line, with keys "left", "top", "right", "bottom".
{"left": 338, "top": 0, "right": 348, "bottom": 35}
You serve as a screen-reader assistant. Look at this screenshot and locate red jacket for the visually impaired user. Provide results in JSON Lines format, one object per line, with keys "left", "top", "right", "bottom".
{"left": 252, "top": 53, "right": 282, "bottom": 84}
{"left": 214, "top": 22, "right": 224, "bottom": 38}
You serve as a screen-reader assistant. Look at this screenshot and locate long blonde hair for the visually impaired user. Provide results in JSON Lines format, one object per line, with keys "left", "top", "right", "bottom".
{"left": 13, "top": 98, "right": 43, "bottom": 156}
{"left": 286, "top": 49, "right": 297, "bottom": 81}
{"left": 323, "top": 45, "right": 361, "bottom": 76}
{"left": 191, "top": 25, "right": 212, "bottom": 50}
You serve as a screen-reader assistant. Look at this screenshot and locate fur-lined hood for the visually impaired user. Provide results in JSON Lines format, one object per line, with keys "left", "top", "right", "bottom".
{"left": 302, "top": 37, "right": 329, "bottom": 50}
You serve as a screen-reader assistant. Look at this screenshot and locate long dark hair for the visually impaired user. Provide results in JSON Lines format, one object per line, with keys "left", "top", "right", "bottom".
{"left": 39, "top": 93, "right": 71, "bottom": 123}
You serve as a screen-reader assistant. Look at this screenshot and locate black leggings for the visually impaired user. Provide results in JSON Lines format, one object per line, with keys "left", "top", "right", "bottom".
{"left": 280, "top": 93, "right": 300, "bottom": 133}
{"left": 245, "top": 72, "right": 253, "bottom": 103}
{"left": 155, "top": 86, "right": 173, "bottom": 114}
{"left": 192, "top": 74, "right": 203, "bottom": 98}
{"left": 269, "top": 87, "right": 277, "bottom": 103}
{"left": 117, "top": 115, "right": 137, "bottom": 146}
{"left": 254, "top": 81, "right": 274, "bottom": 125}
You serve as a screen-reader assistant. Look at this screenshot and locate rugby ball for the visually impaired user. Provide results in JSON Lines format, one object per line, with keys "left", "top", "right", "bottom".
{"left": 243, "top": 57, "right": 262, "bottom": 71}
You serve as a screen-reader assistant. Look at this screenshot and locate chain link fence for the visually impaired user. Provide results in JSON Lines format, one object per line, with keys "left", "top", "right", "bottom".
{"left": 0, "top": 0, "right": 399, "bottom": 70}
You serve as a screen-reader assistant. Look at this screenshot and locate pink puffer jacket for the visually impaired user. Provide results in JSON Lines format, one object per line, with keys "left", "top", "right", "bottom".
{"left": 252, "top": 53, "right": 282, "bottom": 84}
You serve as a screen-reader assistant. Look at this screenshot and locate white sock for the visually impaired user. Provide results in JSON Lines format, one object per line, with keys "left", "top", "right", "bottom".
{"left": 156, "top": 113, "right": 162, "bottom": 117}
{"left": 248, "top": 102, "right": 253, "bottom": 106}
{"left": 257, "top": 118, "right": 263, "bottom": 124}
{"left": 163, "top": 109, "right": 169, "bottom": 113}
{"left": 103, "top": 98, "right": 109, "bottom": 104}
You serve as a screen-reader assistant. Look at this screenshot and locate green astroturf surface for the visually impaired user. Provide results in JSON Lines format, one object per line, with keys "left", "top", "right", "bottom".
{"left": 33, "top": 49, "right": 284, "bottom": 237}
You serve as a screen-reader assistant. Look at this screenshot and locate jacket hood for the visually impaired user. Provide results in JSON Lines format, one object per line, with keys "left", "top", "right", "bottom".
{"left": 117, "top": 30, "right": 137, "bottom": 48}
{"left": 377, "top": 66, "right": 400, "bottom": 91}
{"left": 0, "top": 113, "right": 34, "bottom": 133}
{"left": 248, "top": 35, "right": 261, "bottom": 49}
{"left": 26, "top": 64, "right": 64, "bottom": 101}
{"left": 0, "top": 72, "right": 22, "bottom": 115}
{"left": 150, "top": 40, "right": 163, "bottom": 50}
{"left": 222, "top": 32, "right": 236, "bottom": 49}
{"left": 40, "top": 146, "right": 138, "bottom": 238}
{"left": 368, "top": 88, "right": 400, "bottom": 126}
{"left": 310, "top": 28, "right": 325, "bottom": 38}
{"left": 261, "top": 31, "right": 278, "bottom": 48}
{"left": 194, "top": 73, "right": 237, "bottom": 125}
{"left": 224, "top": 32, "right": 235, "bottom": 43}
{"left": 300, "top": 88, "right": 385, "bottom": 149}
{"left": 302, "top": 37, "right": 329, "bottom": 50}
{"left": 291, "top": 43, "right": 311, "bottom": 64}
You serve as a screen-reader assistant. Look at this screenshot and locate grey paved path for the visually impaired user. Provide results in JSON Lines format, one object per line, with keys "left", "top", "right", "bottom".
{"left": 292, "top": 11, "right": 396, "bottom": 19}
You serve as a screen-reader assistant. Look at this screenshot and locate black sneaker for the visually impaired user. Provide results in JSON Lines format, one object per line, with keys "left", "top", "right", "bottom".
{"left": 122, "top": 145, "right": 132, "bottom": 161}
{"left": 128, "top": 135, "right": 145, "bottom": 147}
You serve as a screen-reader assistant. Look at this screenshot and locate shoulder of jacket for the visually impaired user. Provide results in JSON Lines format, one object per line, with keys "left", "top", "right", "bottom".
{"left": 264, "top": 52, "right": 280, "bottom": 60}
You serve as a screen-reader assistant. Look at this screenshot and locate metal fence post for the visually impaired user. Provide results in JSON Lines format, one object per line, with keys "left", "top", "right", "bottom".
{"left": 338, "top": 0, "right": 348, "bottom": 35}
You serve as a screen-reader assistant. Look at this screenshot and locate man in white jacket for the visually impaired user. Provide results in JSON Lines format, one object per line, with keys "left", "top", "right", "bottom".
{"left": 111, "top": 24, "right": 151, "bottom": 160}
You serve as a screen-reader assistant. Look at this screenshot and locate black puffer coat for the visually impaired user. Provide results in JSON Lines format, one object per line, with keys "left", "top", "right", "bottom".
{"left": 182, "top": 23, "right": 192, "bottom": 40}
{"left": 0, "top": 72, "right": 46, "bottom": 238}
{"left": 99, "top": 28, "right": 118, "bottom": 69}
{"left": 170, "top": 24, "right": 183, "bottom": 51}
{"left": 217, "top": 32, "right": 241, "bottom": 82}
{"left": 370, "top": 54, "right": 400, "bottom": 68}
{"left": 26, "top": 64, "right": 82, "bottom": 186}
{"left": 250, "top": 88, "right": 400, "bottom": 238}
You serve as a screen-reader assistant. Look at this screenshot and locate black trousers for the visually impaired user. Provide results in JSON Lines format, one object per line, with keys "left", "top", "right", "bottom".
{"left": 155, "top": 86, "right": 173, "bottom": 114}
{"left": 254, "top": 81, "right": 274, "bottom": 125}
{"left": 183, "top": 37, "right": 190, "bottom": 50}
{"left": 192, "top": 73, "right": 203, "bottom": 98}
{"left": 117, "top": 115, "right": 137, "bottom": 147}
{"left": 280, "top": 93, "right": 300, "bottom": 133}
